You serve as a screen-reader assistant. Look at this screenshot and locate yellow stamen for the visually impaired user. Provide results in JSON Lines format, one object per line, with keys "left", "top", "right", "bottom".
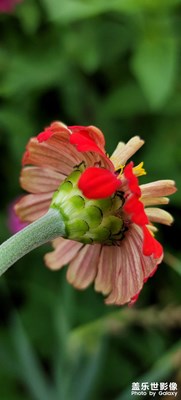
{"left": 115, "top": 164, "right": 125, "bottom": 174}
{"left": 133, "top": 162, "right": 146, "bottom": 177}
{"left": 113, "top": 164, "right": 125, "bottom": 179}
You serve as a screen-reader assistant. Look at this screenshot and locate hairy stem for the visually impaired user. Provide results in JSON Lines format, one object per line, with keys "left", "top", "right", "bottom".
{"left": 0, "top": 209, "right": 65, "bottom": 277}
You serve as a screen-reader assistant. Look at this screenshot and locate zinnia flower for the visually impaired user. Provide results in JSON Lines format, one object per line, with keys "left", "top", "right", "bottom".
{"left": 0, "top": 0, "right": 21, "bottom": 12}
{"left": 7, "top": 198, "right": 27, "bottom": 234}
{"left": 15, "top": 122, "right": 177, "bottom": 305}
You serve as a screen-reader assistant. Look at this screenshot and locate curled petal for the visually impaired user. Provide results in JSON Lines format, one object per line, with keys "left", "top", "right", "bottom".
{"left": 111, "top": 136, "right": 144, "bottom": 167}
{"left": 37, "top": 122, "right": 69, "bottom": 143}
{"left": 37, "top": 128, "right": 54, "bottom": 143}
{"left": 146, "top": 224, "right": 158, "bottom": 233}
{"left": 69, "top": 125, "right": 106, "bottom": 151}
{"left": 69, "top": 129, "right": 106, "bottom": 157}
{"left": 142, "top": 196, "right": 169, "bottom": 206}
{"left": 145, "top": 207, "right": 174, "bottom": 226}
{"left": 141, "top": 180, "right": 177, "bottom": 198}
{"left": 78, "top": 167, "right": 121, "bottom": 199}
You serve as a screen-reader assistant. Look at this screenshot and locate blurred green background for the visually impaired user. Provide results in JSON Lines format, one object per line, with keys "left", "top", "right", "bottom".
{"left": 0, "top": 1, "right": 181, "bottom": 399}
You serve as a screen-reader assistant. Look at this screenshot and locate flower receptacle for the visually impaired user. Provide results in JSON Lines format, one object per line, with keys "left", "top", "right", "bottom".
{"left": 50, "top": 167, "right": 125, "bottom": 245}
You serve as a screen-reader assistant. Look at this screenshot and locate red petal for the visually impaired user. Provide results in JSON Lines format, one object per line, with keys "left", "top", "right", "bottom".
{"left": 131, "top": 203, "right": 149, "bottom": 225}
{"left": 78, "top": 167, "right": 121, "bottom": 199}
{"left": 124, "top": 162, "right": 141, "bottom": 196}
{"left": 124, "top": 161, "right": 134, "bottom": 178}
{"left": 69, "top": 125, "right": 105, "bottom": 148}
{"left": 69, "top": 131, "right": 105, "bottom": 157}
{"left": 37, "top": 128, "right": 54, "bottom": 143}
{"left": 123, "top": 194, "right": 138, "bottom": 213}
{"left": 128, "top": 291, "right": 140, "bottom": 306}
{"left": 153, "top": 239, "right": 163, "bottom": 259}
{"left": 142, "top": 226, "right": 163, "bottom": 259}
{"left": 123, "top": 195, "right": 149, "bottom": 225}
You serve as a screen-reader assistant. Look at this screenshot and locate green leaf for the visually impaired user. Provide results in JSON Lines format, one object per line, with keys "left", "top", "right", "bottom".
{"left": 131, "top": 18, "right": 178, "bottom": 109}
{"left": 102, "top": 81, "right": 149, "bottom": 118}
{"left": 11, "top": 313, "right": 56, "bottom": 400}
{"left": 143, "top": 116, "right": 181, "bottom": 205}
{"left": 116, "top": 339, "right": 181, "bottom": 400}
{"left": 164, "top": 252, "right": 181, "bottom": 276}
{"left": 40, "top": 0, "right": 181, "bottom": 23}
{"left": 72, "top": 341, "right": 106, "bottom": 400}
{"left": 16, "top": 0, "right": 41, "bottom": 35}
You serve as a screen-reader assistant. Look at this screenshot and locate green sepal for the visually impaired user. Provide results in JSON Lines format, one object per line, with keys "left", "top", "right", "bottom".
{"left": 81, "top": 205, "right": 103, "bottom": 229}
{"left": 66, "top": 219, "right": 89, "bottom": 240}
{"left": 50, "top": 166, "right": 125, "bottom": 245}
{"left": 103, "top": 215, "right": 124, "bottom": 235}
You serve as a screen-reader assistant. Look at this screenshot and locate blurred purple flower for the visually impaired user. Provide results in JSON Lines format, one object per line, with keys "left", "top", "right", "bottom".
{"left": 7, "top": 198, "right": 27, "bottom": 234}
{"left": 0, "top": 0, "right": 22, "bottom": 12}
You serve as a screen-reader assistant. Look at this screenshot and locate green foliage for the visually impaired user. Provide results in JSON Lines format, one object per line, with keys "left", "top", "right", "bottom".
{"left": 0, "top": 0, "right": 181, "bottom": 399}
{"left": 131, "top": 17, "right": 178, "bottom": 109}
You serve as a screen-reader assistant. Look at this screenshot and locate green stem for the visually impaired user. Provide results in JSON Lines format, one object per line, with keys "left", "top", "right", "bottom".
{"left": 0, "top": 208, "right": 65, "bottom": 277}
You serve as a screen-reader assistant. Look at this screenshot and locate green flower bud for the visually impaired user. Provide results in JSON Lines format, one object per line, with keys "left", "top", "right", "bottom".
{"left": 51, "top": 166, "right": 125, "bottom": 245}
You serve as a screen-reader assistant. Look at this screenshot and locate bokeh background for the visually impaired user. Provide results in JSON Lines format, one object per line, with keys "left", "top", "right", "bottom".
{"left": 0, "top": 1, "right": 181, "bottom": 399}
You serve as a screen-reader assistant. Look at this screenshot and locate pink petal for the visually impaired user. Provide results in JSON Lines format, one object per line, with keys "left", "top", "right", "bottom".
{"left": 94, "top": 246, "right": 116, "bottom": 295}
{"left": 44, "top": 238, "right": 83, "bottom": 270}
{"left": 0, "top": 0, "right": 21, "bottom": 12}
{"left": 7, "top": 198, "right": 28, "bottom": 234}
{"left": 105, "top": 225, "right": 162, "bottom": 305}
{"left": 23, "top": 130, "right": 112, "bottom": 178}
{"left": 15, "top": 192, "right": 53, "bottom": 222}
{"left": 22, "top": 138, "right": 80, "bottom": 175}
{"left": 67, "top": 244, "right": 101, "bottom": 289}
{"left": 78, "top": 167, "right": 121, "bottom": 199}
{"left": 37, "top": 122, "right": 70, "bottom": 143}
{"left": 102, "top": 242, "right": 131, "bottom": 305}
{"left": 20, "top": 167, "right": 64, "bottom": 193}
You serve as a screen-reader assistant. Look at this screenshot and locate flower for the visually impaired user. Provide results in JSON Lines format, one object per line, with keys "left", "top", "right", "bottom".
{"left": 7, "top": 197, "right": 27, "bottom": 234}
{"left": 0, "top": 0, "right": 21, "bottom": 12}
{"left": 15, "top": 122, "right": 177, "bottom": 305}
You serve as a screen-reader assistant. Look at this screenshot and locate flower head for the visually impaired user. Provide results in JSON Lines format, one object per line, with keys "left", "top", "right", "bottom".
{"left": 15, "top": 122, "right": 177, "bottom": 305}
{"left": 7, "top": 197, "right": 27, "bottom": 234}
{"left": 0, "top": 0, "right": 21, "bottom": 12}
